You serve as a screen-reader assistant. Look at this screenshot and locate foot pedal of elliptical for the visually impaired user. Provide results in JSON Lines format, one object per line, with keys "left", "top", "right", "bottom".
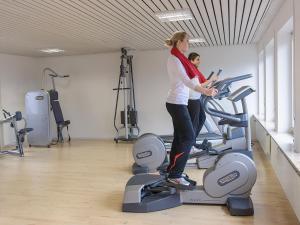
{"left": 166, "top": 181, "right": 196, "bottom": 191}
{"left": 227, "top": 197, "right": 254, "bottom": 216}
{"left": 207, "top": 148, "right": 219, "bottom": 155}
{"left": 189, "top": 150, "right": 207, "bottom": 159}
{"left": 194, "top": 139, "right": 211, "bottom": 151}
{"left": 147, "top": 186, "right": 177, "bottom": 195}
{"left": 182, "top": 173, "right": 197, "bottom": 186}
{"left": 202, "top": 140, "right": 212, "bottom": 151}
{"left": 158, "top": 162, "right": 169, "bottom": 175}
{"left": 189, "top": 140, "right": 215, "bottom": 159}
{"left": 132, "top": 163, "right": 150, "bottom": 175}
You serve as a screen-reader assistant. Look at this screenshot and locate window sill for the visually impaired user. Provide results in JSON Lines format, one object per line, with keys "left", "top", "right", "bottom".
{"left": 254, "top": 115, "right": 300, "bottom": 175}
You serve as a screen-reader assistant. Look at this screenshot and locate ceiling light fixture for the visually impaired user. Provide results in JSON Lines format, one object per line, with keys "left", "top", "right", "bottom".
{"left": 155, "top": 9, "right": 193, "bottom": 22}
{"left": 189, "top": 38, "right": 206, "bottom": 43}
{"left": 40, "top": 48, "right": 65, "bottom": 53}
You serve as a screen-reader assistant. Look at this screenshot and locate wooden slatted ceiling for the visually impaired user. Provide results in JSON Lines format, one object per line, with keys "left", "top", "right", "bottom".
{"left": 0, "top": 0, "right": 282, "bottom": 56}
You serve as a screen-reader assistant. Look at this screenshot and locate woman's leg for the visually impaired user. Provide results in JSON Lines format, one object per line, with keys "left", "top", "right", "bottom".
{"left": 187, "top": 99, "right": 200, "bottom": 137}
{"left": 197, "top": 99, "right": 207, "bottom": 136}
{"left": 168, "top": 125, "right": 179, "bottom": 171}
{"left": 166, "top": 103, "right": 195, "bottom": 178}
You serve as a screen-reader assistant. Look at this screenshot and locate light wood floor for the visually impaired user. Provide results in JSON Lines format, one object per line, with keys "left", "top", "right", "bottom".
{"left": 0, "top": 140, "right": 299, "bottom": 225}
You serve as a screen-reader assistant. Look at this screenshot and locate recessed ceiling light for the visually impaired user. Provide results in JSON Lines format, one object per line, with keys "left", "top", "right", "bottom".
{"left": 189, "top": 38, "right": 206, "bottom": 43}
{"left": 40, "top": 48, "right": 65, "bottom": 53}
{"left": 155, "top": 9, "right": 193, "bottom": 22}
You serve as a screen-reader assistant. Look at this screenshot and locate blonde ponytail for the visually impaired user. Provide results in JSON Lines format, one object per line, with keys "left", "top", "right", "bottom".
{"left": 165, "top": 31, "right": 188, "bottom": 48}
{"left": 165, "top": 39, "right": 173, "bottom": 47}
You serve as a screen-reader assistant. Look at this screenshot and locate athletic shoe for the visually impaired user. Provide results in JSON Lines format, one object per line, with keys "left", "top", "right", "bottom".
{"left": 167, "top": 177, "right": 196, "bottom": 190}
{"left": 181, "top": 173, "right": 197, "bottom": 186}
{"left": 190, "top": 146, "right": 203, "bottom": 155}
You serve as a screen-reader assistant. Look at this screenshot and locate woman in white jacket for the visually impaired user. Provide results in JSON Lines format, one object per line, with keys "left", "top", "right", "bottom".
{"left": 165, "top": 31, "right": 218, "bottom": 189}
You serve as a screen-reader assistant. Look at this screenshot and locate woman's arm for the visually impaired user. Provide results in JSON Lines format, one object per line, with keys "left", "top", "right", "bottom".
{"left": 194, "top": 84, "right": 218, "bottom": 96}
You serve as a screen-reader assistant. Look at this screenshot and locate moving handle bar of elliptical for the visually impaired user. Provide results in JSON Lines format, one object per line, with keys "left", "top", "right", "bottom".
{"left": 202, "top": 74, "right": 252, "bottom": 123}
{"left": 207, "top": 69, "right": 223, "bottom": 80}
{"left": 206, "top": 69, "right": 223, "bottom": 88}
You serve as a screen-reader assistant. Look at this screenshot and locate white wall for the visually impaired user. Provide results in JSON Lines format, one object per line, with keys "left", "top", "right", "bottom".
{"left": 0, "top": 54, "right": 40, "bottom": 145}
{"left": 37, "top": 53, "right": 119, "bottom": 139}
{"left": 38, "top": 45, "right": 257, "bottom": 139}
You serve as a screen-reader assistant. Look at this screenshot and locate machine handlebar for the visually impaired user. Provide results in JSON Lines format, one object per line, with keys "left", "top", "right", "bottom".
{"left": 207, "top": 69, "right": 222, "bottom": 81}
{"left": 203, "top": 74, "right": 253, "bottom": 122}
{"left": 212, "top": 74, "right": 252, "bottom": 99}
{"left": 207, "top": 71, "right": 214, "bottom": 80}
{"left": 0, "top": 111, "right": 22, "bottom": 125}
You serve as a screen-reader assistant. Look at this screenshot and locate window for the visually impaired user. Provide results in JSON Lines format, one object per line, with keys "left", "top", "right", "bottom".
{"left": 265, "top": 39, "right": 275, "bottom": 122}
{"left": 276, "top": 18, "right": 293, "bottom": 133}
{"left": 258, "top": 51, "right": 265, "bottom": 120}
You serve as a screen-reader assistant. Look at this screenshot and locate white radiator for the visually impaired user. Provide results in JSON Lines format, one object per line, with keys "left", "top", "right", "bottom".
{"left": 254, "top": 117, "right": 300, "bottom": 221}
{"left": 255, "top": 120, "right": 271, "bottom": 157}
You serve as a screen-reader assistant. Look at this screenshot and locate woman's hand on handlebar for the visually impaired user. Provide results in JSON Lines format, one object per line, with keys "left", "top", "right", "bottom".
{"left": 204, "top": 87, "right": 218, "bottom": 96}
{"left": 194, "top": 84, "right": 218, "bottom": 96}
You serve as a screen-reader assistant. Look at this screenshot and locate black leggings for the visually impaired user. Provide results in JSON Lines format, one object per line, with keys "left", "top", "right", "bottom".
{"left": 166, "top": 103, "right": 195, "bottom": 178}
{"left": 187, "top": 99, "right": 206, "bottom": 138}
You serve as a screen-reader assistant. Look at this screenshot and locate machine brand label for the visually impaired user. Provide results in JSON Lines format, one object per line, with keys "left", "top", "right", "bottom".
{"left": 35, "top": 96, "right": 44, "bottom": 100}
{"left": 136, "top": 150, "right": 152, "bottom": 159}
{"left": 217, "top": 170, "right": 240, "bottom": 186}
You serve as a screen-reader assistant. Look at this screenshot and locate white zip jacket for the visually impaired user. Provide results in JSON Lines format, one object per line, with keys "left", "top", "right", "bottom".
{"left": 166, "top": 55, "right": 198, "bottom": 105}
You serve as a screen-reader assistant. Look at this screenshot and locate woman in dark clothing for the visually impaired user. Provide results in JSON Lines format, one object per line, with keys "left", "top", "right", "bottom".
{"left": 187, "top": 53, "right": 218, "bottom": 153}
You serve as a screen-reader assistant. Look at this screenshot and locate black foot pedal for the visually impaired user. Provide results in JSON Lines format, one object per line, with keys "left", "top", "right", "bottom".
{"left": 166, "top": 181, "right": 196, "bottom": 191}
{"left": 158, "top": 162, "right": 169, "bottom": 175}
{"left": 194, "top": 143, "right": 203, "bottom": 149}
{"left": 195, "top": 139, "right": 212, "bottom": 152}
{"left": 132, "top": 163, "right": 149, "bottom": 175}
{"left": 227, "top": 197, "right": 254, "bottom": 216}
{"left": 201, "top": 139, "right": 212, "bottom": 151}
{"left": 188, "top": 150, "right": 207, "bottom": 159}
{"left": 182, "top": 173, "right": 197, "bottom": 186}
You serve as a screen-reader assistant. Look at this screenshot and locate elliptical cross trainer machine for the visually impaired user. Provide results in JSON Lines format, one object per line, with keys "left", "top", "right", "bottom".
{"left": 122, "top": 75, "right": 257, "bottom": 216}
{"left": 132, "top": 74, "right": 252, "bottom": 174}
{"left": 160, "top": 70, "right": 225, "bottom": 147}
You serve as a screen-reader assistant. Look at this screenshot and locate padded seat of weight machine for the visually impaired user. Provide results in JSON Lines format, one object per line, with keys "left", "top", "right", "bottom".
{"left": 58, "top": 120, "right": 70, "bottom": 126}
{"left": 18, "top": 128, "right": 34, "bottom": 135}
{"left": 49, "top": 89, "right": 59, "bottom": 101}
{"left": 48, "top": 90, "right": 70, "bottom": 127}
